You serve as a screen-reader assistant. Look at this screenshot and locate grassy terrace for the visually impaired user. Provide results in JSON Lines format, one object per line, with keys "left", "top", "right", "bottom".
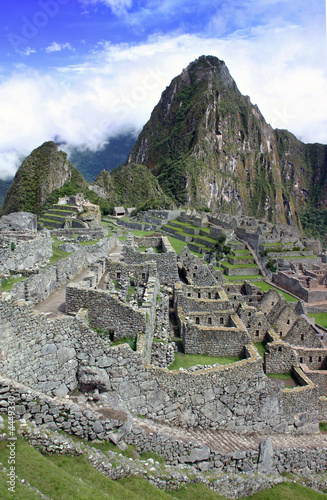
{"left": 267, "top": 372, "right": 299, "bottom": 388}
{"left": 254, "top": 281, "right": 298, "bottom": 302}
{"left": 308, "top": 312, "right": 327, "bottom": 328}
{"left": 222, "top": 262, "right": 258, "bottom": 269}
{"left": 254, "top": 341, "right": 266, "bottom": 358}
{"left": 168, "top": 352, "right": 243, "bottom": 370}
{"left": 1, "top": 274, "right": 27, "bottom": 292}
{"left": 167, "top": 236, "right": 188, "bottom": 255}
{"left": 233, "top": 249, "right": 250, "bottom": 254}
{"left": 169, "top": 219, "right": 200, "bottom": 229}
{"left": 230, "top": 254, "right": 254, "bottom": 260}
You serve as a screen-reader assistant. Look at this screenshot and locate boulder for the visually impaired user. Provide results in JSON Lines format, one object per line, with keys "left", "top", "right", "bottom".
{"left": 77, "top": 366, "right": 111, "bottom": 393}
{"left": 257, "top": 437, "right": 273, "bottom": 473}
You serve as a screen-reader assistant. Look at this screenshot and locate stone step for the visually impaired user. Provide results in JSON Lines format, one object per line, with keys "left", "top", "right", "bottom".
{"left": 133, "top": 417, "right": 327, "bottom": 454}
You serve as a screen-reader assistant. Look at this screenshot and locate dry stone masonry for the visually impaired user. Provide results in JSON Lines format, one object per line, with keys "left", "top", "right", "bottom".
{"left": 0, "top": 211, "right": 327, "bottom": 494}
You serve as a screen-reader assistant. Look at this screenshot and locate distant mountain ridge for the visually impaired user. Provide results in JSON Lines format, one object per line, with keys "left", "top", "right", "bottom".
{"left": 3, "top": 55, "right": 327, "bottom": 224}
{"left": 68, "top": 131, "right": 138, "bottom": 182}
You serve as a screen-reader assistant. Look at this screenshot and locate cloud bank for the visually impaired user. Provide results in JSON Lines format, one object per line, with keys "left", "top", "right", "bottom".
{"left": 0, "top": 21, "right": 326, "bottom": 179}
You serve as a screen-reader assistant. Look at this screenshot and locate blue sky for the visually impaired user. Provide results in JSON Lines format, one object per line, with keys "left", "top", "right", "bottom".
{"left": 0, "top": 0, "right": 326, "bottom": 178}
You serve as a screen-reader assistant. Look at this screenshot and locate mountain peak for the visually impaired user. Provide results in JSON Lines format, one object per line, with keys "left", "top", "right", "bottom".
{"left": 126, "top": 55, "right": 322, "bottom": 223}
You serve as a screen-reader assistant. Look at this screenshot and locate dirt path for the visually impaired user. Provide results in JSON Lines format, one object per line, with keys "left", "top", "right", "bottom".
{"left": 35, "top": 268, "right": 90, "bottom": 319}
{"left": 35, "top": 244, "right": 125, "bottom": 319}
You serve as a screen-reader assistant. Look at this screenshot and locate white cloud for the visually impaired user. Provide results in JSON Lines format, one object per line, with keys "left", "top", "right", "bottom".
{"left": 80, "top": 0, "right": 132, "bottom": 16}
{"left": 20, "top": 47, "right": 36, "bottom": 57}
{"left": 0, "top": 19, "right": 326, "bottom": 179}
{"left": 45, "top": 42, "right": 74, "bottom": 53}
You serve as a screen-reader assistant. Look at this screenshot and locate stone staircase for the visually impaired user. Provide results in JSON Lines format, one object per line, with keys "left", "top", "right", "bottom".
{"left": 134, "top": 417, "right": 327, "bottom": 453}
{"left": 38, "top": 204, "right": 79, "bottom": 230}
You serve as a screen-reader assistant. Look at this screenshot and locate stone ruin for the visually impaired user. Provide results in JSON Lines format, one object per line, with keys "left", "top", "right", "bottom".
{"left": 0, "top": 215, "right": 327, "bottom": 490}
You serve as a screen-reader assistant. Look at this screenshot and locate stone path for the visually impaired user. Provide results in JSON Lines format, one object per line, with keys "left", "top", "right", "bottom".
{"left": 134, "top": 417, "right": 327, "bottom": 453}
{"left": 34, "top": 244, "right": 125, "bottom": 318}
{"left": 109, "top": 243, "right": 124, "bottom": 262}
{"left": 34, "top": 268, "right": 90, "bottom": 319}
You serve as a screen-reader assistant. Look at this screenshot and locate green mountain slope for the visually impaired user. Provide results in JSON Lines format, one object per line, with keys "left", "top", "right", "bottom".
{"left": 1, "top": 142, "right": 75, "bottom": 216}
{"left": 127, "top": 55, "right": 327, "bottom": 224}
{"left": 92, "top": 163, "right": 173, "bottom": 209}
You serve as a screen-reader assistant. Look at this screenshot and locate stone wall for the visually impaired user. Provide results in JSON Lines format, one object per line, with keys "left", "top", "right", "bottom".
{"left": 177, "top": 247, "right": 218, "bottom": 286}
{"left": 284, "top": 317, "right": 324, "bottom": 348}
{"left": 182, "top": 321, "right": 250, "bottom": 357}
{"left": 280, "top": 366, "right": 319, "bottom": 432}
{"left": 294, "top": 347, "right": 327, "bottom": 370}
{"left": 0, "top": 294, "right": 321, "bottom": 433}
{"left": 2, "top": 375, "right": 325, "bottom": 477}
{"left": 301, "top": 367, "right": 327, "bottom": 397}
{"left": 273, "top": 270, "right": 327, "bottom": 303}
{"left": 151, "top": 341, "right": 176, "bottom": 368}
{"left": 235, "top": 228, "right": 260, "bottom": 251}
{"left": 123, "top": 236, "right": 179, "bottom": 285}
{"left": 66, "top": 286, "right": 147, "bottom": 340}
{"left": 319, "top": 396, "right": 327, "bottom": 421}
{"left": 12, "top": 248, "right": 89, "bottom": 305}
{"left": 51, "top": 228, "right": 108, "bottom": 240}
{"left": 0, "top": 231, "right": 53, "bottom": 275}
{"left": 0, "top": 376, "right": 129, "bottom": 441}
{"left": 174, "top": 284, "right": 231, "bottom": 314}
{"left": 264, "top": 341, "right": 297, "bottom": 374}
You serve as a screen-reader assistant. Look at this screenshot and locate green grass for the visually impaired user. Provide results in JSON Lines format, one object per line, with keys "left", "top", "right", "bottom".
{"left": 267, "top": 372, "right": 298, "bottom": 387}
{"left": 233, "top": 249, "right": 251, "bottom": 254}
{"left": 254, "top": 342, "right": 266, "bottom": 358}
{"left": 132, "top": 230, "right": 163, "bottom": 236}
{"left": 195, "top": 235, "right": 217, "bottom": 244}
{"left": 319, "top": 422, "right": 327, "bottom": 432}
{"left": 246, "top": 481, "right": 327, "bottom": 499}
{"left": 308, "top": 312, "right": 327, "bottom": 328}
{"left": 173, "top": 483, "right": 226, "bottom": 499}
{"left": 225, "top": 275, "right": 262, "bottom": 281}
{"left": 167, "top": 236, "right": 188, "bottom": 254}
{"left": 79, "top": 239, "right": 100, "bottom": 246}
{"left": 230, "top": 254, "right": 254, "bottom": 260}
{"left": 118, "top": 236, "right": 127, "bottom": 243}
{"left": 168, "top": 352, "right": 242, "bottom": 370}
{"left": 49, "top": 246, "right": 72, "bottom": 264}
{"left": 255, "top": 282, "right": 298, "bottom": 302}
{"left": 222, "top": 262, "right": 258, "bottom": 269}
{"left": 170, "top": 219, "right": 199, "bottom": 229}
{"left": 1, "top": 274, "right": 27, "bottom": 292}
{"left": 0, "top": 418, "right": 325, "bottom": 499}
{"left": 267, "top": 372, "right": 292, "bottom": 380}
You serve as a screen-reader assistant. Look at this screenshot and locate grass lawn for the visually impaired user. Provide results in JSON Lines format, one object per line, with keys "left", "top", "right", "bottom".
{"left": 167, "top": 236, "right": 188, "bottom": 254}
{"left": 308, "top": 312, "right": 327, "bottom": 328}
{"left": 1, "top": 274, "right": 27, "bottom": 292}
{"left": 254, "top": 341, "right": 266, "bottom": 358}
{"left": 319, "top": 422, "right": 327, "bottom": 432}
{"left": 232, "top": 249, "right": 251, "bottom": 254}
{"left": 49, "top": 246, "right": 72, "bottom": 265}
{"left": 225, "top": 275, "right": 262, "bottom": 281}
{"left": 267, "top": 372, "right": 298, "bottom": 387}
{"left": 0, "top": 418, "right": 325, "bottom": 499}
{"left": 132, "top": 230, "right": 162, "bottom": 236}
{"left": 255, "top": 282, "right": 298, "bottom": 303}
{"left": 168, "top": 352, "right": 242, "bottom": 370}
{"left": 222, "top": 262, "right": 258, "bottom": 269}
{"left": 79, "top": 239, "right": 100, "bottom": 246}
